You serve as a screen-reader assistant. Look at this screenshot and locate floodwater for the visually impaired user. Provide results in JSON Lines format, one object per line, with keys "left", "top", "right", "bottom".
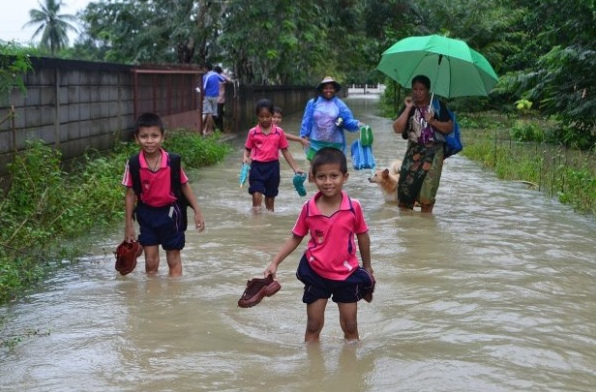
{"left": 2, "top": 95, "right": 596, "bottom": 392}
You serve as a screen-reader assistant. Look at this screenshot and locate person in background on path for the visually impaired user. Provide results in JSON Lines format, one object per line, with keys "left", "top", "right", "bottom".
{"left": 201, "top": 63, "right": 226, "bottom": 136}
{"left": 122, "top": 113, "right": 205, "bottom": 277}
{"left": 272, "top": 106, "right": 310, "bottom": 149}
{"left": 243, "top": 99, "right": 303, "bottom": 212}
{"left": 392, "top": 74, "right": 453, "bottom": 213}
{"left": 299, "top": 76, "right": 362, "bottom": 161}
{"left": 264, "top": 147, "right": 374, "bottom": 342}
{"left": 213, "top": 65, "right": 233, "bottom": 132}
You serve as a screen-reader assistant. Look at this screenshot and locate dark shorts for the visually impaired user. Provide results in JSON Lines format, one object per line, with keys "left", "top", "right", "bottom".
{"left": 295, "top": 255, "right": 374, "bottom": 304}
{"left": 135, "top": 202, "right": 185, "bottom": 250}
{"left": 248, "top": 160, "right": 280, "bottom": 198}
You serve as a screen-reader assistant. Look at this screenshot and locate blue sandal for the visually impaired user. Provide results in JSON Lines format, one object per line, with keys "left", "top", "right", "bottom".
{"left": 292, "top": 172, "right": 307, "bottom": 196}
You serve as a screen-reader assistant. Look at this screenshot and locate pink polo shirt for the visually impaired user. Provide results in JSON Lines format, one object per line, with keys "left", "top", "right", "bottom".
{"left": 292, "top": 191, "right": 369, "bottom": 280}
{"left": 121, "top": 149, "right": 189, "bottom": 207}
{"left": 244, "top": 125, "right": 290, "bottom": 162}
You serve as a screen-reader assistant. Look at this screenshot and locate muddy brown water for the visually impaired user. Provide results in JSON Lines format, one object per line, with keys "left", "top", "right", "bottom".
{"left": 1, "top": 95, "right": 596, "bottom": 392}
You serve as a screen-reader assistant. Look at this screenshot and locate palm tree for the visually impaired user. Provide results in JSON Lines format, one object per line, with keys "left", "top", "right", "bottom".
{"left": 23, "top": 0, "right": 79, "bottom": 55}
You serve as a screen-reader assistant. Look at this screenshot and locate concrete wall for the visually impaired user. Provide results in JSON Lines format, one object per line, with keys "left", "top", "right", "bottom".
{"left": 0, "top": 56, "right": 317, "bottom": 177}
{"left": 0, "top": 57, "right": 135, "bottom": 175}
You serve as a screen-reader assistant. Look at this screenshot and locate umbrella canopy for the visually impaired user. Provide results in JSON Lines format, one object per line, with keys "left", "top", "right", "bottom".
{"left": 376, "top": 35, "right": 499, "bottom": 98}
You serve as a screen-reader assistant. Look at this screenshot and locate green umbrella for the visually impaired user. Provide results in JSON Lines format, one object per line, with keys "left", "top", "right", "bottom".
{"left": 376, "top": 35, "right": 499, "bottom": 98}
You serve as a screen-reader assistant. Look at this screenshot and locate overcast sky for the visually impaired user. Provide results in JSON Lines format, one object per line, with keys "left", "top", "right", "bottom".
{"left": 0, "top": 0, "right": 92, "bottom": 45}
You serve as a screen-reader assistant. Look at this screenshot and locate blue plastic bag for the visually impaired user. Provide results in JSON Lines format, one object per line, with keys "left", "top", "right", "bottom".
{"left": 239, "top": 163, "right": 250, "bottom": 187}
{"left": 351, "top": 139, "right": 376, "bottom": 170}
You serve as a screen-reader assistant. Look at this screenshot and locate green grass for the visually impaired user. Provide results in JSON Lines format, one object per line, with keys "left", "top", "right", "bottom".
{"left": 460, "top": 112, "right": 596, "bottom": 216}
{"left": 0, "top": 131, "right": 231, "bottom": 305}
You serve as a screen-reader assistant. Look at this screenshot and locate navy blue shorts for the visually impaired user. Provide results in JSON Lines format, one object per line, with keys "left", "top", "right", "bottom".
{"left": 135, "top": 202, "right": 185, "bottom": 250}
{"left": 248, "top": 160, "right": 280, "bottom": 198}
{"left": 295, "top": 255, "right": 374, "bottom": 304}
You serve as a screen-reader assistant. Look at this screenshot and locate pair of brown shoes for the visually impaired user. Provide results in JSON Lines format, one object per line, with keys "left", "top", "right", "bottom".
{"left": 238, "top": 275, "right": 281, "bottom": 308}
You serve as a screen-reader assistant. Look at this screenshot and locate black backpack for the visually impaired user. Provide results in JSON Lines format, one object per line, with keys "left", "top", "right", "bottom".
{"left": 128, "top": 153, "right": 189, "bottom": 231}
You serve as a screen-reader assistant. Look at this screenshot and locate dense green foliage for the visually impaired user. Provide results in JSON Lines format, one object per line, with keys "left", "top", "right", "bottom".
{"left": 496, "top": 0, "right": 596, "bottom": 148}
{"left": 163, "top": 129, "right": 231, "bottom": 167}
{"left": 0, "top": 44, "right": 34, "bottom": 105}
{"left": 70, "top": 0, "right": 201, "bottom": 64}
{"left": 73, "top": 0, "right": 382, "bottom": 86}
{"left": 12, "top": 0, "right": 592, "bottom": 149}
{"left": 10, "top": 0, "right": 596, "bottom": 184}
{"left": 0, "top": 132, "right": 230, "bottom": 304}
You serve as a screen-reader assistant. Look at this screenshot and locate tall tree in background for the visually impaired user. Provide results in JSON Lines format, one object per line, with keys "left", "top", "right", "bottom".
{"left": 79, "top": 0, "right": 225, "bottom": 65}
{"left": 23, "top": 0, "right": 78, "bottom": 55}
{"left": 218, "top": 0, "right": 374, "bottom": 85}
{"left": 219, "top": 0, "right": 332, "bottom": 85}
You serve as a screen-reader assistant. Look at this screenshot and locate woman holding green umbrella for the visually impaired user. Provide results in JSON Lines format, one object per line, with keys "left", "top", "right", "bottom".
{"left": 393, "top": 75, "right": 452, "bottom": 213}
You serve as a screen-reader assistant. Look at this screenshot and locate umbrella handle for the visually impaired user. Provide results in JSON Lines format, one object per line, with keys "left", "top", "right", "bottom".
{"left": 429, "top": 92, "right": 435, "bottom": 115}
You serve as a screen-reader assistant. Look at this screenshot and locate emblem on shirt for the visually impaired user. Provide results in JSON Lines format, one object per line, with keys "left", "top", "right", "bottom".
{"left": 315, "top": 229, "right": 324, "bottom": 244}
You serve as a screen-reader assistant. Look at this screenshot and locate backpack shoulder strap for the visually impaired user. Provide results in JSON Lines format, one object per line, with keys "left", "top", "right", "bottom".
{"left": 168, "top": 153, "right": 182, "bottom": 198}
{"left": 432, "top": 98, "right": 441, "bottom": 117}
{"left": 130, "top": 152, "right": 184, "bottom": 198}
{"left": 129, "top": 153, "right": 142, "bottom": 196}
{"left": 346, "top": 195, "right": 356, "bottom": 216}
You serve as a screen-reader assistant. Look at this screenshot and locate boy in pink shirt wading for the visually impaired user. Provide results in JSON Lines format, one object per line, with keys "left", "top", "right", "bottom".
{"left": 122, "top": 113, "right": 205, "bottom": 277}
{"left": 243, "top": 99, "right": 302, "bottom": 212}
{"left": 264, "top": 147, "right": 375, "bottom": 342}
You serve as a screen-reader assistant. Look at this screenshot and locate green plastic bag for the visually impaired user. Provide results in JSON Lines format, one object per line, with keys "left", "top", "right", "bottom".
{"left": 360, "top": 125, "right": 373, "bottom": 147}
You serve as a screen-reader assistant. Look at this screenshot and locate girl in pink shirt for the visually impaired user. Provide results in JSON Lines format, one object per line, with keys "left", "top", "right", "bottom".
{"left": 243, "top": 99, "right": 302, "bottom": 212}
{"left": 264, "top": 147, "right": 375, "bottom": 342}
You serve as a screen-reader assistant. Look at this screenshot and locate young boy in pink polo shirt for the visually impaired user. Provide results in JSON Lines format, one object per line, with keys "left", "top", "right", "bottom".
{"left": 122, "top": 113, "right": 205, "bottom": 277}
{"left": 264, "top": 147, "right": 375, "bottom": 342}
{"left": 243, "top": 99, "right": 302, "bottom": 212}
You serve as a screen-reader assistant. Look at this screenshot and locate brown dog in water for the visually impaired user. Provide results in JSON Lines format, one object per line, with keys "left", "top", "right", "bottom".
{"left": 368, "top": 160, "right": 402, "bottom": 203}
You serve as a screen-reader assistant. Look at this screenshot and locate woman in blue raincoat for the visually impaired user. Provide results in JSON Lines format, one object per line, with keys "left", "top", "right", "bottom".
{"left": 299, "top": 76, "right": 361, "bottom": 160}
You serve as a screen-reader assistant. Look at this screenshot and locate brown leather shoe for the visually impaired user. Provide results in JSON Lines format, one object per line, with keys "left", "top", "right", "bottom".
{"left": 238, "top": 275, "right": 281, "bottom": 308}
{"left": 114, "top": 240, "right": 143, "bottom": 276}
{"left": 362, "top": 277, "right": 376, "bottom": 303}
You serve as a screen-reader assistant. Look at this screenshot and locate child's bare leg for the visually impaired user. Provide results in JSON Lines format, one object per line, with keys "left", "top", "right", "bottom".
{"left": 201, "top": 114, "right": 207, "bottom": 134}
{"left": 252, "top": 192, "right": 263, "bottom": 211}
{"left": 265, "top": 196, "right": 275, "bottom": 211}
{"left": 144, "top": 245, "right": 161, "bottom": 275}
{"left": 419, "top": 202, "right": 434, "bottom": 213}
{"left": 203, "top": 114, "right": 214, "bottom": 135}
{"left": 165, "top": 249, "right": 182, "bottom": 277}
{"left": 305, "top": 298, "right": 327, "bottom": 342}
{"left": 338, "top": 302, "right": 359, "bottom": 341}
